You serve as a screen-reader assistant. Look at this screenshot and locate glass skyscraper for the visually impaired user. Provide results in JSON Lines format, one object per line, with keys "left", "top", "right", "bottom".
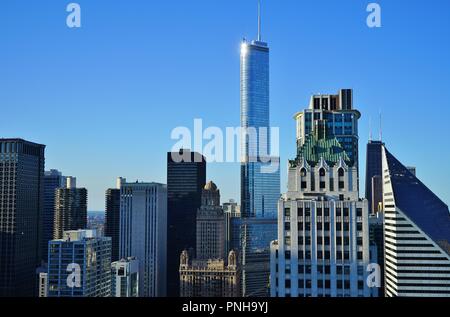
{"left": 0, "top": 138, "right": 45, "bottom": 297}
{"left": 237, "top": 4, "right": 280, "bottom": 297}
{"left": 166, "top": 150, "right": 206, "bottom": 296}
{"left": 240, "top": 38, "right": 280, "bottom": 219}
{"left": 365, "top": 140, "right": 384, "bottom": 214}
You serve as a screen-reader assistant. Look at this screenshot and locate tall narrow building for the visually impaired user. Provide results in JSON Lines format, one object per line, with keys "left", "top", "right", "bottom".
{"left": 179, "top": 181, "right": 240, "bottom": 297}
{"left": 47, "top": 230, "right": 112, "bottom": 297}
{"left": 270, "top": 92, "right": 377, "bottom": 297}
{"left": 42, "top": 169, "right": 66, "bottom": 263}
{"left": 120, "top": 181, "right": 167, "bottom": 297}
{"left": 167, "top": 149, "right": 206, "bottom": 296}
{"left": 196, "top": 181, "right": 226, "bottom": 260}
{"left": 365, "top": 140, "right": 384, "bottom": 214}
{"left": 237, "top": 1, "right": 280, "bottom": 297}
{"left": 53, "top": 177, "right": 87, "bottom": 239}
{"left": 382, "top": 146, "right": 450, "bottom": 297}
{"left": 0, "top": 138, "right": 45, "bottom": 297}
{"left": 105, "top": 177, "right": 124, "bottom": 262}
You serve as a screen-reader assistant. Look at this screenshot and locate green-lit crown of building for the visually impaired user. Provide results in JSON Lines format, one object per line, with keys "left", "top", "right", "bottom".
{"left": 290, "top": 134, "right": 351, "bottom": 168}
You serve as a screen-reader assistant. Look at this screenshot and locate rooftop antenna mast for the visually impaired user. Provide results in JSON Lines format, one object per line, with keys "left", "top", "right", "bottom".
{"left": 369, "top": 116, "right": 373, "bottom": 141}
{"left": 379, "top": 110, "right": 383, "bottom": 142}
{"left": 257, "top": 0, "right": 262, "bottom": 41}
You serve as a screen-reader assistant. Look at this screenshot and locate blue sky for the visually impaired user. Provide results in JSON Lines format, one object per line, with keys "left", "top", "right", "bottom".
{"left": 1, "top": 0, "right": 449, "bottom": 210}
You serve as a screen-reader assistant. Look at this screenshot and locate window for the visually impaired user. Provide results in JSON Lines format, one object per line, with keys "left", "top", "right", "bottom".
{"left": 357, "top": 208, "right": 362, "bottom": 217}
{"left": 338, "top": 168, "right": 345, "bottom": 177}
{"left": 285, "top": 279, "right": 291, "bottom": 289}
{"left": 299, "top": 167, "right": 307, "bottom": 177}
{"left": 319, "top": 168, "right": 326, "bottom": 177}
{"left": 285, "top": 208, "right": 291, "bottom": 217}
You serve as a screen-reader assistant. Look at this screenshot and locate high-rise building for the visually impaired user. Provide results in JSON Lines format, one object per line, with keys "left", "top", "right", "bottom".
{"left": 382, "top": 146, "right": 450, "bottom": 297}
{"left": 270, "top": 92, "right": 377, "bottom": 297}
{"left": 179, "top": 181, "right": 240, "bottom": 297}
{"left": 105, "top": 177, "right": 124, "bottom": 262}
{"left": 47, "top": 229, "right": 111, "bottom": 297}
{"left": 53, "top": 177, "right": 87, "bottom": 239}
{"left": 196, "top": 181, "right": 226, "bottom": 260}
{"left": 0, "top": 138, "right": 45, "bottom": 297}
{"left": 240, "top": 2, "right": 280, "bottom": 220}
{"left": 167, "top": 149, "right": 206, "bottom": 296}
{"left": 120, "top": 181, "right": 167, "bottom": 297}
{"left": 365, "top": 140, "right": 384, "bottom": 214}
{"left": 224, "top": 200, "right": 241, "bottom": 258}
{"left": 371, "top": 175, "right": 383, "bottom": 213}
{"left": 42, "top": 169, "right": 66, "bottom": 263}
{"left": 237, "top": 2, "right": 280, "bottom": 297}
{"left": 111, "top": 257, "right": 139, "bottom": 297}
{"left": 180, "top": 250, "right": 240, "bottom": 297}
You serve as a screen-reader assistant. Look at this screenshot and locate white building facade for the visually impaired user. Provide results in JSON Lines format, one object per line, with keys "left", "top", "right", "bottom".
{"left": 111, "top": 257, "right": 139, "bottom": 297}
{"left": 382, "top": 146, "right": 450, "bottom": 297}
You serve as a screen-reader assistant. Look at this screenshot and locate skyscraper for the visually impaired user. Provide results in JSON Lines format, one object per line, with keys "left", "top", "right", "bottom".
{"left": 179, "top": 181, "right": 240, "bottom": 297}
{"left": 120, "top": 181, "right": 167, "bottom": 297}
{"left": 53, "top": 177, "right": 87, "bottom": 239}
{"left": 382, "top": 146, "right": 450, "bottom": 297}
{"left": 365, "top": 140, "right": 384, "bottom": 214}
{"left": 105, "top": 177, "right": 124, "bottom": 262}
{"left": 196, "top": 181, "right": 226, "bottom": 260}
{"left": 270, "top": 91, "right": 377, "bottom": 297}
{"left": 167, "top": 149, "right": 206, "bottom": 296}
{"left": 240, "top": 2, "right": 280, "bottom": 220}
{"left": 42, "top": 169, "right": 66, "bottom": 263}
{"left": 47, "top": 230, "right": 111, "bottom": 297}
{"left": 0, "top": 138, "right": 45, "bottom": 297}
{"left": 237, "top": 1, "right": 280, "bottom": 297}
{"left": 111, "top": 257, "right": 139, "bottom": 297}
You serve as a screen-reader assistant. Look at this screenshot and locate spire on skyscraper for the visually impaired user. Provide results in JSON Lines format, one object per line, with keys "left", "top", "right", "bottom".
{"left": 257, "top": 0, "right": 262, "bottom": 41}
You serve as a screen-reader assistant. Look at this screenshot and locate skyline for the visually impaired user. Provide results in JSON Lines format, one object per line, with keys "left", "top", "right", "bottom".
{"left": 2, "top": 0, "right": 450, "bottom": 210}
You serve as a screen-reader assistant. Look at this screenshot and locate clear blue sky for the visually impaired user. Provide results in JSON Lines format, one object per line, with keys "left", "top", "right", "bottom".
{"left": 1, "top": 0, "right": 449, "bottom": 210}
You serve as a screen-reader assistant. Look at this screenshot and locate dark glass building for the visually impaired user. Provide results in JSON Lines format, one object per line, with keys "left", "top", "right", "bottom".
{"left": 42, "top": 169, "right": 66, "bottom": 264}
{"left": 0, "top": 138, "right": 45, "bottom": 297}
{"left": 105, "top": 188, "right": 120, "bottom": 262}
{"left": 167, "top": 149, "right": 206, "bottom": 296}
{"left": 365, "top": 140, "right": 384, "bottom": 214}
{"left": 53, "top": 177, "right": 87, "bottom": 239}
